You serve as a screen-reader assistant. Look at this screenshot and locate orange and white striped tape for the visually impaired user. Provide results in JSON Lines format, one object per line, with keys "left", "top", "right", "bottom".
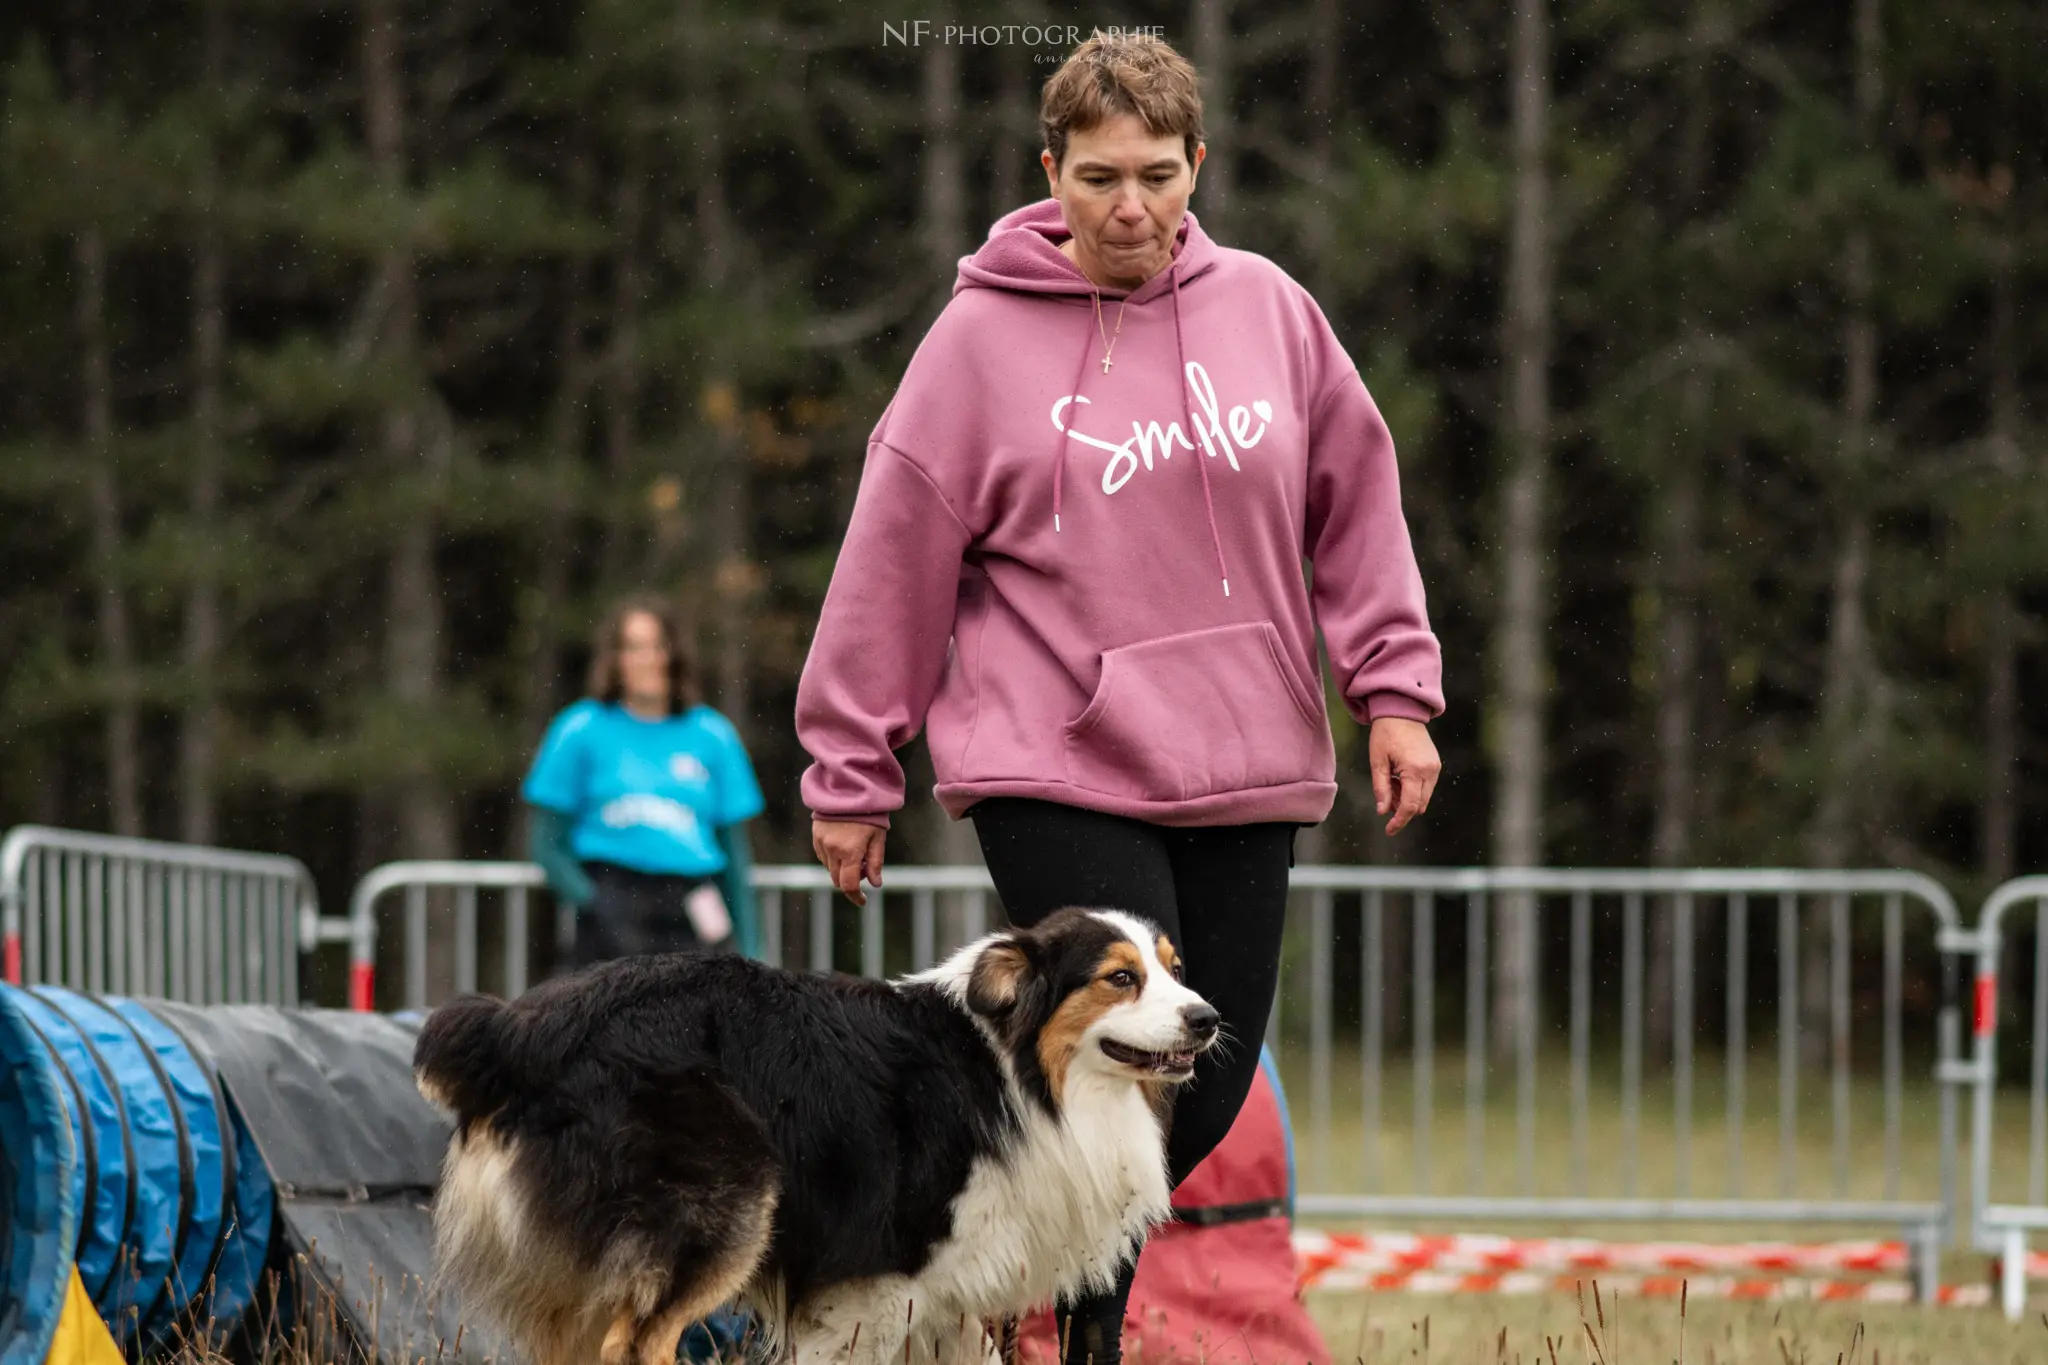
{"left": 1291, "top": 1231, "right": 1997, "bottom": 1308}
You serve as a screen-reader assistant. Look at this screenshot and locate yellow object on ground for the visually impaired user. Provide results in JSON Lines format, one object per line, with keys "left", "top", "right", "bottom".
{"left": 44, "top": 1266, "right": 124, "bottom": 1365}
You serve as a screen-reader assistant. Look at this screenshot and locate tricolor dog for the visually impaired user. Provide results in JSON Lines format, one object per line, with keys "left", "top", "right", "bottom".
{"left": 413, "top": 907, "right": 1220, "bottom": 1365}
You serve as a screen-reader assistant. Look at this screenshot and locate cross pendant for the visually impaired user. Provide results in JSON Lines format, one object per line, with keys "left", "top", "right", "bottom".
{"left": 1100, "top": 356, "right": 1113, "bottom": 373}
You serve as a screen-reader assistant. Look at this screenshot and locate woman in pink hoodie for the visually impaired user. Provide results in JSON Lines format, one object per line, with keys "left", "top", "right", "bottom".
{"left": 798, "top": 32, "right": 1443, "bottom": 1365}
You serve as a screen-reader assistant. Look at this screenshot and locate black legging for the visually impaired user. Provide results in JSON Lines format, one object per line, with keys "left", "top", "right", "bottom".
{"left": 969, "top": 797, "right": 1295, "bottom": 1365}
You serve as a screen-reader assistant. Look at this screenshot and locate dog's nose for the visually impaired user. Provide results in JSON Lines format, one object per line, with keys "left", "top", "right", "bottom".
{"left": 1181, "top": 1003, "right": 1220, "bottom": 1040}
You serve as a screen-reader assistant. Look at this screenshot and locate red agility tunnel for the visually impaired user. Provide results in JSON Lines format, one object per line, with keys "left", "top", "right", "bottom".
{"left": 1015, "top": 1048, "right": 1328, "bottom": 1365}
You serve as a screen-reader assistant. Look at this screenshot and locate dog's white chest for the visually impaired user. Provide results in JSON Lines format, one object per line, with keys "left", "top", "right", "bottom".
{"left": 916, "top": 1081, "right": 1172, "bottom": 1315}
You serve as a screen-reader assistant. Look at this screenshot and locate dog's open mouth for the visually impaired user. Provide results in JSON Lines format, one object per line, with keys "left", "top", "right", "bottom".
{"left": 1099, "top": 1039, "right": 1199, "bottom": 1077}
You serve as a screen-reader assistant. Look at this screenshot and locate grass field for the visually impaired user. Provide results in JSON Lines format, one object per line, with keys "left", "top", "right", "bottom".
{"left": 150, "top": 1276, "right": 2048, "bottom": 1364}
{"left": 1307, "top": 1288, "right": 2047, "bottom": 1364}
{"left": 163, "top": 1293, "right": 2048, "bottom": 1364}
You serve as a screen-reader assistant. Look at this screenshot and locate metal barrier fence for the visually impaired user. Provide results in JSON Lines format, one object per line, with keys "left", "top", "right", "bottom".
{"left": 1275, "top": 867, "right": 1960, "bottom": 1304}
{"left": 350, "top": 859, "right": 1963, "bottom": 1297}
{"left": 0, "top": 824, "right": 321, "bottom": 1006}
{"left": 345, "top": 861, "right": 551, "bottom": 1011}
{"left": 339, "top": 862, "right": 999, "bottom": 1009}
{"left": 1960, "top": 876, "right": 2048, "bottom": 1317}
{"left": 752, "top": 864, "right": 997, "bottom": 976}
{"left": 30, "top": 826, "right": 2048, "bottom": 1308}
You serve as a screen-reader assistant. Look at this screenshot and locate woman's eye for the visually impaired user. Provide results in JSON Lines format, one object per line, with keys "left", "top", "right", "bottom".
{"left": 1108, "top": 969, "right": 1138, "bottom": 989}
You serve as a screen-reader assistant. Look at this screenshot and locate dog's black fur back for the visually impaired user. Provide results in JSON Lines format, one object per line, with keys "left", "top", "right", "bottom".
{"left": 415, "top": 951, "right": 1019, "bottom": 1310}
{"left": 412, "top": 992, "right": 528, "bottom": 1121}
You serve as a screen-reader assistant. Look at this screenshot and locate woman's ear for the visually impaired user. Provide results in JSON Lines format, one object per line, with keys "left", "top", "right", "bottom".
{"left": 967, "top": 937, "right": 1033, "bottom": 1018}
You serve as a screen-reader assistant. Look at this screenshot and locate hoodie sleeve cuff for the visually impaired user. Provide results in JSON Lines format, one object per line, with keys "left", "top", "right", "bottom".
{"left": 1363, "top": 692, "right": 1438, "bottom": 724}
{"left": 811, "top": 811, "right": 893, "bottom": 831}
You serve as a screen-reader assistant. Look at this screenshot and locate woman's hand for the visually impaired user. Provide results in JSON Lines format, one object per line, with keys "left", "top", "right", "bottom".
{"left": 812, "top": 819, "right": 887, "bottom": 905}
{"left": 1370, "top": 717, "right": 1441, "bottom": 836}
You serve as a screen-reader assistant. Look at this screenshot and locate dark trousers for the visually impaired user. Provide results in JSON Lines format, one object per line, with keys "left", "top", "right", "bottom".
{"left": 571, "top": 861, "right": 707, "bottom": 969}
{"left": 968, "top": 797, "right": 1296, "bottom": 1365}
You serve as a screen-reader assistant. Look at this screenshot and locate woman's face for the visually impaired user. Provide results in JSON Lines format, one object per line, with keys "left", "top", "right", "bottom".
{"left": 617, "top": 610, "right": 672, "bottom": 709}
{"left": 1043, "top": 113, "right": 1204, "bottom": 290}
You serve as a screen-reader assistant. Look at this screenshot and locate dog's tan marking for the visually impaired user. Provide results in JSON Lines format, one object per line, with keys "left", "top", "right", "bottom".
{"left": 1154, "top": 935, "right": 1182, "bottom": 980}
{"left": 620, "top": 1183, "right": 779, "bottom": 1365}
{"left": 966, "top": 939, "right": 1031, "bottom": 1015}
{"left": 601, "top": 1312, "right": 639, "bottom": 1365}
{"left": 1036, "top": 943, "right": 1148, "bottom": 1103}
{"left": 414, "top": 1068, "right": 451, "bottom": 1112}
{"left": 1098, "top": 941, "right": 1146, "bottom": 985}
{"left": 632, "top": 1299, "right": 701, "bottom": 1365}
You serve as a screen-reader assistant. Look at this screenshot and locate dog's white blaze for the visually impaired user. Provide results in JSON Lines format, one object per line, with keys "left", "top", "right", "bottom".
{"left": 1085, "top": 909, "right": 1209, "bottom": 1059}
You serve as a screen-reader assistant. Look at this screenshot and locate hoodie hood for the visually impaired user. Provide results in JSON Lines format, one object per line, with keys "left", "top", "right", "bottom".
{"left": 954, "top": 197, "right": 1221, "bottom": 301}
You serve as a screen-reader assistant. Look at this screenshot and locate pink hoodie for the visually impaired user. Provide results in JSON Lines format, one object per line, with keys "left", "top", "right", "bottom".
{"left": 797, "top": 199, "right": 1443, "bottom": 829}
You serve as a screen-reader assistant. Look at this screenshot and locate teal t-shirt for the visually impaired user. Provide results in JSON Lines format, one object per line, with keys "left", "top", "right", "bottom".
{"left": 522, "top": 700, "right": 765, "bottom": 877}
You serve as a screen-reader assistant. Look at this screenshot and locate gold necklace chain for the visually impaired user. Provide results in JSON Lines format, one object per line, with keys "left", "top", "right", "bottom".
{"left": 1092, "top": 288, "right": 1128, "bottom": 374}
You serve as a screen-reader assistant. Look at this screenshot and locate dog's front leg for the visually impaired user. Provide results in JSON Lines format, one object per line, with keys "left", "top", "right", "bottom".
{"left": 791, "top": 1277, "right": 915, "bottom": 1365}
{"left": 910, "top": 1311, "right": 1006, "bottom": 1365}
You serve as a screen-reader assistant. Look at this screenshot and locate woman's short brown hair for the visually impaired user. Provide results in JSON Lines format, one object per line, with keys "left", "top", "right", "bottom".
{"left": 1041, "top": 31, "right": 1204, "bottom": 172}
{"left": 585, "top": 594, "right": 701, "bottom": 714}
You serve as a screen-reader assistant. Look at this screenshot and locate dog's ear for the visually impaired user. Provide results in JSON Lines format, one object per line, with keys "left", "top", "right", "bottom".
{"left": 966, "top": 937, "right": 1033, "bottom": 1018}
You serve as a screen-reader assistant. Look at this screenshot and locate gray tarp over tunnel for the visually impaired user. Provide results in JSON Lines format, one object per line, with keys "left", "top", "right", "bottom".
{"left": 143, "top": 1003, "right": 519, "bottom": 1364}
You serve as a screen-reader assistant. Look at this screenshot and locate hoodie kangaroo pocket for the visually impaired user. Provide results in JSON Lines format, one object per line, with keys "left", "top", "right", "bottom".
{"left": 1063, "top": 622, "right": 1330, "bottom": 804}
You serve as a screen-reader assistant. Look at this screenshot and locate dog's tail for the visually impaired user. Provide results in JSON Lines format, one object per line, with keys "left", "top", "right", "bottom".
{"left": 413, "top": 993, "right": 529, "bottom": 1122}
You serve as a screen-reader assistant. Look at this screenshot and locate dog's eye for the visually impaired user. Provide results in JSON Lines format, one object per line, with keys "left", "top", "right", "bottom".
{"left": 1106, "top": 969, "right": 1139, "bottom": 990}
{"left": 1169, "top": 961, "right": 1184, "bottom": 982}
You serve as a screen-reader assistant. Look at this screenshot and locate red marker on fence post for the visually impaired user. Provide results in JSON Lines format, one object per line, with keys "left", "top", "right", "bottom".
{"left": 349, "top": 959, "right": 376, "bottom": 1011}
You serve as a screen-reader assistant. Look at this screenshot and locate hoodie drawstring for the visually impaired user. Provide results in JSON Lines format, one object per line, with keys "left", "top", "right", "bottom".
{"left": 1052, "top": 255, "right": 1233, "bottom": 599}
{"left": 1052, "top": 299, "right": 1097, "bottom": 534}
{"left": 1171, "top": 264, "right": 1231, "bottom": 597}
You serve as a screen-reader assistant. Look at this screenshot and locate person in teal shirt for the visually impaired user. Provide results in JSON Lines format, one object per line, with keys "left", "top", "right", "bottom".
{"left": 524, "top": 596, "right": 765, "bottom": 964}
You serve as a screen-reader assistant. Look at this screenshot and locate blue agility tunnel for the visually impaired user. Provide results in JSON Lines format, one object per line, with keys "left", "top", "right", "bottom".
{"left": 0, "top": 984, "right": 273, "bottom": 1365}
{"left": 7, "top": 989, "right": 516, "bottom": 1365}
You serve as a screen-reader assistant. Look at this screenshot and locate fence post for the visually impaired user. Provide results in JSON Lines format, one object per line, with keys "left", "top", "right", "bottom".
{"left": 1975, "top": 919, "right": 2003, "bottom": 1251}
{"left": 344, "top": 861, "right": 552, "bottom": 1012}
{"left": 1938, "top": 944, "right": 1960, "bottom": 1247}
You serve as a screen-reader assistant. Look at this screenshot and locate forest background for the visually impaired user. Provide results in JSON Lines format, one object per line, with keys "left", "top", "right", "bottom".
{"left": 1, "top": 0, "right": 2042, "bottom": 1017}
